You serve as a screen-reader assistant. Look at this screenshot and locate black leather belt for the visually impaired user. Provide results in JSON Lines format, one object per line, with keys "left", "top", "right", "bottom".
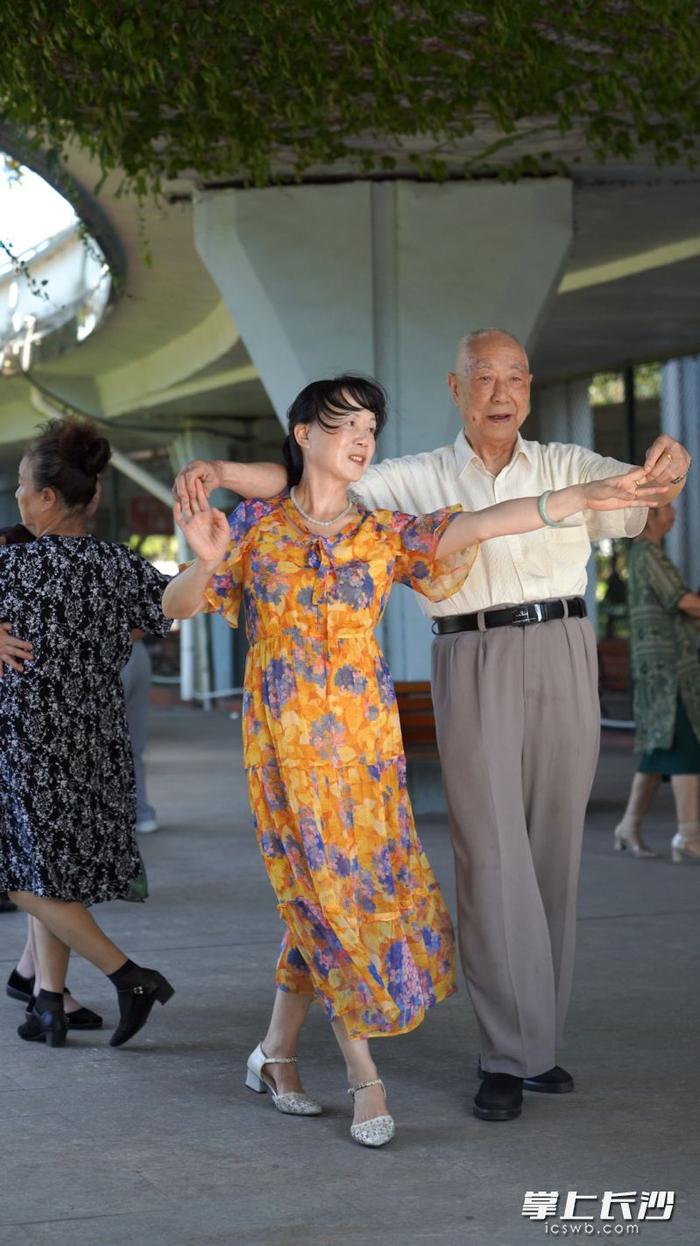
{"left": 432, "top": 597, "right": 587, "bottom": 635}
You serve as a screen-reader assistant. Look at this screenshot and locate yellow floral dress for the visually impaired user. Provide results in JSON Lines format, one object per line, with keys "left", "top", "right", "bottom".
{"left": 204, "top": 492, "right": 477, "bottom": 1039}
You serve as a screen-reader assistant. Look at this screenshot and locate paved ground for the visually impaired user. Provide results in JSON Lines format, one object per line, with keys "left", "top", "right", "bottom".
{"left": 1, "top": 709, "right": 698, "bottom": 1246}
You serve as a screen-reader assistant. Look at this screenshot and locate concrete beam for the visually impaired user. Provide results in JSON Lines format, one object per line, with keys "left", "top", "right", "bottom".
{"left": 135, "top": 363, "right": 258, "bottom": 410}
{"left": 98, "top": 300, "right": 239, "bottom": 418}
{"left": 559, "top": 237, "right": 700, "bottom": 294}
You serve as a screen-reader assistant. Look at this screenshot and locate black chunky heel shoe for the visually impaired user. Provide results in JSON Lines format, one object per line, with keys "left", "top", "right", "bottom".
{"left": 109, "top": 968, "right": 174, "bottom": 1047}
{"left": 25, "top": 993, "right": 103, "bottom": 1031}
{"left": 6, "top": 968, "right": 35, "bottom": 1004}
{"left": 18, "top": 1001, "right": 68, "bottom": 1047}
{"left": 66, "top": 1001, "right": 103, "bottom": 1031}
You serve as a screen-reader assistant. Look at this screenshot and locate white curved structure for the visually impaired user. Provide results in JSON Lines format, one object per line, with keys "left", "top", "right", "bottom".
{"left": 0, "top": 158, "right": 111, "bottom": 373}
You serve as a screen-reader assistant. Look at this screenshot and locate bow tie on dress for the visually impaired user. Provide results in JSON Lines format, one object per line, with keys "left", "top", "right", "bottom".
{"left": 307, "top": 537, "right": 337, "bottom": 607}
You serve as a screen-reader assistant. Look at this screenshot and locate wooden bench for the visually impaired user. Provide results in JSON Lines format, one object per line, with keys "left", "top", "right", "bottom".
{"left": 394, "top": 681, "right": 446, "bottom": 813}
{"left": 597, "top": 638, "right": 633, "bottom": 722}
{"left": 394, "top": 680, "right": 438, "bottom": 754}
{"left": 597, "top": 638, "right": 630, "bottom": 692}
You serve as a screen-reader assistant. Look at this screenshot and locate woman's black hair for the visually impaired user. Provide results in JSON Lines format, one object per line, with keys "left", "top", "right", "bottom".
{"left": 26, "top": 417, "right": 111, "bottom": 508}
{"left": 282, "top": 375, "right": 387, "bottom": 487}
{"left": 0, "top": 523, "right": 34, "bottom": 545}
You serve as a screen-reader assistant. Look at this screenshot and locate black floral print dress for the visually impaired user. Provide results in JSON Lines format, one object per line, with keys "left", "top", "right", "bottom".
{"left": 0, "top": 536, "right": 171, "bottom": 904}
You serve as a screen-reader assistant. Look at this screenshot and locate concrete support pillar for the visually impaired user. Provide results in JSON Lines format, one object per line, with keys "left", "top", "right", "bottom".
{"left": 661, "top": 357, "right": 700, "bottom": 589}
{"left": 534, "top": 378, "right": 598, "bottom": 631}
{"left": 193, "top": 179, "right": 573, "bottom": 678}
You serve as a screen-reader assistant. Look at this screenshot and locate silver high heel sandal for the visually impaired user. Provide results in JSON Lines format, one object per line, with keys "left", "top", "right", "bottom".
{"left": 348, "top": 1078, "right": 395, "bottom": 1148}
{"left": 245, "top": 1042, "right": 323, "bottom": 1115}
{"left": 613, "top": 821, "right": 657, "bottom": 858}
{"left": 671, "top": 828, "right": 700, "bottom": 863}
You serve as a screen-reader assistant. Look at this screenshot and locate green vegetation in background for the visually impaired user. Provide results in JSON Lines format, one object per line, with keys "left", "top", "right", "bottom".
{"left": 127, "top": 533, "right": 177, "bottom": 562}
{"left": 589, "top": 364, "right": 662, "bottom": 407}
{"left": 0, "top": 3, "right": 699, "bottom": 198}
{"left": 596, "top": 542, "right": 631, "bottom": 640}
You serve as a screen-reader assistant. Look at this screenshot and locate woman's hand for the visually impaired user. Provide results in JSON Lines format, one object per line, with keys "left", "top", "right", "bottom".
{"left": 174, "top": 480, "right": 230, "bottom": 566}
{"left": 581, "top": 469, "right": 667, "bottom": 511}
{"left": 164, "top": 482, "right": 233, "bottom": 620}
{"left": 0, "top": 623, "right": 33, "bottom": 677}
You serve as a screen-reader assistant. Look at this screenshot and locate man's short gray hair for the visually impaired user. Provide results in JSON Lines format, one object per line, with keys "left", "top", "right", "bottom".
{"left": 455, "top": 328, "right": 529, "bottom": 374}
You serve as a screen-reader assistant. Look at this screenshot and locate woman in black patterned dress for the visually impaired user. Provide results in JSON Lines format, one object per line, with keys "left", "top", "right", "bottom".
{"left": 0, "top": 523, "right": 33, "bottom": 912}
{"left": 0, "top": 418, "right": 174, "bottom": 1048}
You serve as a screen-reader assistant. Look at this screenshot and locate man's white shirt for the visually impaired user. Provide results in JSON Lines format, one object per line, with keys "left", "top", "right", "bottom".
{"left": 354, "top": 429, "right": 647, "bottom": 617}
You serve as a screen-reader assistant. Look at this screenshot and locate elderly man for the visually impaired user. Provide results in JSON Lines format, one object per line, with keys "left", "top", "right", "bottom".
{"left": 174, "top": 330, "right": 689, "bottom": 1121}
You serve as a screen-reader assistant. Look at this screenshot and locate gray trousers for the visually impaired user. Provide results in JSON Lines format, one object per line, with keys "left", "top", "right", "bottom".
{"left": 430, "top": 613, "right": 600, "bottom": 1077}
{"left": 121, "top": 640, "right": 155, "bottom": 824}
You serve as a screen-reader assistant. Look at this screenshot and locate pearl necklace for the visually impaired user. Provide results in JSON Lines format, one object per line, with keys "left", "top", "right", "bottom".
{"left": 290, "top": 487, "right": 353, "bottom": 528}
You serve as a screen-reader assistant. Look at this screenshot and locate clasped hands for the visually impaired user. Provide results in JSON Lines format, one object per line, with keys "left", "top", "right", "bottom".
{"left": 640, "top": 434, "right": 691, "bottom": 490}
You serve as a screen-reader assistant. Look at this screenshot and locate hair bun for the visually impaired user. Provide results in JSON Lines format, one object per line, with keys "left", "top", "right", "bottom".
{"left": 80, "top": 434, "right": 111, "bottom": 477}
{"left": 62, "top": 420, "right": 111, "bottom": 478}
{"left": 28, "top": 416, "right": 112, "bottom": 511}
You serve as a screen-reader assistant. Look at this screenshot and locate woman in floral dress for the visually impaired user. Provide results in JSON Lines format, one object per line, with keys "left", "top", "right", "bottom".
{"left": 163, "top": 376, "right": 648, "bottom": 1147}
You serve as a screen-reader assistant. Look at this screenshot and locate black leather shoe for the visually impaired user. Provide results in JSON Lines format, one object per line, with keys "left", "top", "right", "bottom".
{"left": 6, "top": 968, "right": 35, "bottom": 1004}
{"left": 523, "top": 1065, "right": 574, "bottom": 1094}
{"left": 109, "top": 968, "right": 175, "bottom": 1047}
{"left": 25, "top": 993, "right": 104, "bottom": 1031}
{"left": 66, "top": 1003, "right": 103, "bottom": 1031}
{"left": 18, "top": 1003, "right": 67, "bottom": 1047}
{"left": 473, "top": 1073, "right": 523, "bottom": 1121}
{"left": 477, "top": 1058, "right": 575, "bottom": 1094}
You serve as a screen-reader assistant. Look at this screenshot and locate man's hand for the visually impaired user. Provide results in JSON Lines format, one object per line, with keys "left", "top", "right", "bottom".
{"left": 0, "top": 622, "right": 33, "bottom": 677}
{"left": 173, "top": 460, "right": 222, "bottom": 509}
{"left": 643, "top": 435, "right": 691, "bottom": 485}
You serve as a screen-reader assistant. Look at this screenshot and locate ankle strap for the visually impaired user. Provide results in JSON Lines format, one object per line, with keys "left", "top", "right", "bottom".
{"left": 260, "top": 1045, "right": 297, "bottom": 1066}
{"left": 348, "top": 1078, "right": 384, "bottom": 1098}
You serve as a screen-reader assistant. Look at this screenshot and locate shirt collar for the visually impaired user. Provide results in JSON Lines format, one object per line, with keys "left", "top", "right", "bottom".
{"left": 453, "top": 428, "right": 533, "bottom": 476}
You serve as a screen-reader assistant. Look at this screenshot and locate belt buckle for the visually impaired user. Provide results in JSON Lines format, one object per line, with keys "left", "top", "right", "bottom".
{"left": 512, "top": 603, "right": 544, "bottom": 626}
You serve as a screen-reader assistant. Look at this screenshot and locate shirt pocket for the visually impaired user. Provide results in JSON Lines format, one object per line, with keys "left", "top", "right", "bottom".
{"left": 542, "top": 525, "right": 591, "bottom": 578}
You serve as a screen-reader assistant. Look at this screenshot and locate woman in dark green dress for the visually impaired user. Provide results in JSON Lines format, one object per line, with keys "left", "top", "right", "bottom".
{"left": 614, "top": 503, "right": 700, "bottom": 861}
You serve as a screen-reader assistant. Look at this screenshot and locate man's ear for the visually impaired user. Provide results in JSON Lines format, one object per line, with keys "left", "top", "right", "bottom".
{"left": 446, "top": 371, "right": 460, "bottom": 406}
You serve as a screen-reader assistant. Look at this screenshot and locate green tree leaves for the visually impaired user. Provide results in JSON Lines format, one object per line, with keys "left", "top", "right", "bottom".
{"left": 1, "top": 0, "right": 699, "bottom": 195}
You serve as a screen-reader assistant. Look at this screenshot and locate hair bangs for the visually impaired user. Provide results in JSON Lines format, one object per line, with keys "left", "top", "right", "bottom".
{"left": 314, "top": 377, "right": 387, "bottom": 436}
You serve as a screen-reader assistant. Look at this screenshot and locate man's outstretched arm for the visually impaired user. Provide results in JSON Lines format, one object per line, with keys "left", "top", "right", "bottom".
{"left": 173, "top": 459, "right": 287, "bottom": 507}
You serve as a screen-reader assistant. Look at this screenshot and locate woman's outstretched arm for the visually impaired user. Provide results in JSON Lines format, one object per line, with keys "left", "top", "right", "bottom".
{"left": 436, "top": 470, "right": 663, "bottom": 559}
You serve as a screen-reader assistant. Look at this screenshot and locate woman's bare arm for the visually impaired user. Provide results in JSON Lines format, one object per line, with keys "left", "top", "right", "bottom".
{"left": 436, "top": 471, "right": 657, "bottom": 560}
{"left": 161, "top": 557, "right": 220, "bottom": 619}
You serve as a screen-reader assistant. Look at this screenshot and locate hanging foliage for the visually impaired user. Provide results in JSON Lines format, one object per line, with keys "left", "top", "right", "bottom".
{"left": 1, "top": 0, "right": 699, "bottom": 195}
